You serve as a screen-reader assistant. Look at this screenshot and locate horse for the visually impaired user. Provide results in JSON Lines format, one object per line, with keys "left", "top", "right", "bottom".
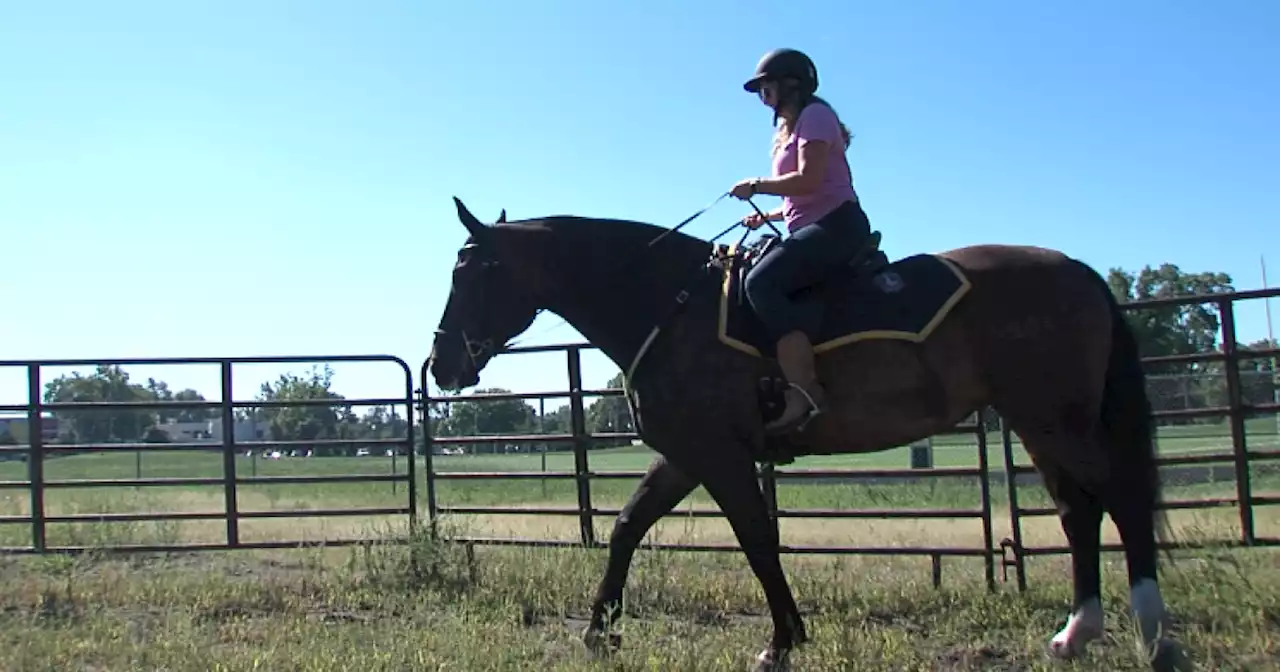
{"left": 427, "top": 196, "right": 1188, "bottom": 671}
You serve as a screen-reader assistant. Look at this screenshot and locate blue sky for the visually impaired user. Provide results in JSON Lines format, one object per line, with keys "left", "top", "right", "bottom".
{"left": 2, "top": 1, "right": 1277, "bottom": 412}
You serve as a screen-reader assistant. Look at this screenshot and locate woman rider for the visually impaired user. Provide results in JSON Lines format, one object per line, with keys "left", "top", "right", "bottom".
{"left": 729, "top": 47, "right": 872, "bottom": 436}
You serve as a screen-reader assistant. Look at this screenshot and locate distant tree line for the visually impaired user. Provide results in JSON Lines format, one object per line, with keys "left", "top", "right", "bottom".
{"left": 429, "top": 372, "right": 634, "bottom": 453}
{"left": 27, "top": 364, "right": 411, "bottom": 457}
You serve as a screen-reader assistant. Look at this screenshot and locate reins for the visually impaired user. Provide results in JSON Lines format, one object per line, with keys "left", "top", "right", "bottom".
{"left": 507, "top": 192, "right": 778, "bottom": 350}
{"left": 617, "top": 193, "right": 782, "bottom": 431}
{"left": 646, "top": 192, "right": 782, "bottom": 250}
{"left": 488, "top": 190, "right": 781, "bottom": 435}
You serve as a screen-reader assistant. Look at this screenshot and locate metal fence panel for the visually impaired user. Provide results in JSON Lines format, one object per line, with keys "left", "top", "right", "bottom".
{"left": 0, "top": 355, "right": 417, "bottom": 553}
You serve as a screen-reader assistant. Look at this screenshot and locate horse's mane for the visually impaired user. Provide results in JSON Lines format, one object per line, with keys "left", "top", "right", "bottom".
{"left": 492, "top": 214, "right": 715, "bottom": 269}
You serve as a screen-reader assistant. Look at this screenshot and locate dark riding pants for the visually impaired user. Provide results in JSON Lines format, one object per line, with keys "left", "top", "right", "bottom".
{"left": 744, "top": 199, "right": 871, "bottom": 342}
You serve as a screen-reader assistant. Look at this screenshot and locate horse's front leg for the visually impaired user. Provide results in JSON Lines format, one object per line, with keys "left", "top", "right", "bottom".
{"left": 583, "top": 455, "right": 697, "bottom": 653}
{"left": 698, "top": 452, "right": 806, "bottom": 672}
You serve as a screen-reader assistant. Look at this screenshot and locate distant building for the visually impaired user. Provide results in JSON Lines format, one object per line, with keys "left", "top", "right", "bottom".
{"left": 152, "top": 418, "right": 266, "bottom": 444}
{"left": 0, "top": 415, "right": 61, "bottom": 444}
{"left": 152, "top": 420, "right": 218, "bottom": 443}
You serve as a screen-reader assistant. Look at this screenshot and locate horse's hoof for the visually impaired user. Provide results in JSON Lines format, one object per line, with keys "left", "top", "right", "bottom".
{"left": 1048, "top": 633, "right": 1095, "bottom": 660}
{"left": 1047, "top": 606, "right": 1103, "bottom": 659}
{"left": 753, "top": 647, "right": 790, "bottom": 672}
{"left": 581, "top": 627, "right": 621, "bottom": 656}
{"left": 1146, "top": 638, "right": 1191, "bottom": 672}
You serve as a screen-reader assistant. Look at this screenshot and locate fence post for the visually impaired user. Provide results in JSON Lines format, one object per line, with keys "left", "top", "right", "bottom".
{"left": 1218, "top": 298, "right": 1256, "bottom": 545}
{"left": 909, "top": 437, "right": 933, "bottom": 469}
{"left": 976, "top": 409, "right": 995, "bottom": 592}
{"left": 403, "top": 370, "right": 417, "bottom": 531}
{"left": 566, "top": 347, "right": 596, "bottom": 547}
{"left": 26, "top": 364, "right": 46, "bottom": 553}
{"left": 1000, "top": 416, "right": 1027, "bottom": 590}
{"left": 418, "top": 385, "right": 440, "bottom": 535}
{"left": 220, "top": 361, "right": 240, "bottom": 547}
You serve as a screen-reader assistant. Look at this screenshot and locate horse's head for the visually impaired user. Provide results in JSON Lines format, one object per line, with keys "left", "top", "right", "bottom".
{"left": 430, "top": 197, "right": 541, "bottom": 391}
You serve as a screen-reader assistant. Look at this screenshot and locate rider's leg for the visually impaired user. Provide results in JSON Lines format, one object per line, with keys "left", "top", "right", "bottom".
{"left": 744, "top": 201, "right": 868, "bottom": 433}
{"left": 767, "top": 329, "right": 823, "bottom": 433}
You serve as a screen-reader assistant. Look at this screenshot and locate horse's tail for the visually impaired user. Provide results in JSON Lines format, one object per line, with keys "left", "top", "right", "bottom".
{"left": 1090, "top": 266, "right": 1175, "bottom": 555}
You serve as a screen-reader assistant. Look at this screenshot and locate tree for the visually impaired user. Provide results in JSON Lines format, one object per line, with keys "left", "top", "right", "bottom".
{"left": 144, "top": 378, "right": 216, "bottom": 424}
{"left": 1107, "top": 264, "right": 1234, "bottom": 369}
{"left": 246, "top": 365, "right": 355, "bottom": 454}
{"left": 586, "top": 372, "right": 633, "bottom": 448}
{"left": 171, "top": 388, "right": 216, "bottom": 423}
{"left": 43, "top": 365, "right": 159, "bottom": 443}
{"left": 433, "top": 388, "right": 536, "bottom": 452}
{"left": 346, "top": 404, "right": 411, "bottom": 455}
{"left": 526, "top": 403, "right": 574, "bottom": 453}
{"left": 538, "top": 405, "right": 572, "bottom": 435}
{"left": 1106, "top": 266, "right": 1280, "bottom": 423}
{"left": 357, "top": 405, "right": 408, "bottom": 440}
{"left": 1240, "top": 338, "right": 1278, "bottom": 408}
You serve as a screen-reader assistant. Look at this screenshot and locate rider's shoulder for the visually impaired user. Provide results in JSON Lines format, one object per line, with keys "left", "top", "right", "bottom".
{"left": 795, "top": 100, "right": 840, "bottom": 138}
{"left": 798, "top": 100, "right": 838, "bottom": 123}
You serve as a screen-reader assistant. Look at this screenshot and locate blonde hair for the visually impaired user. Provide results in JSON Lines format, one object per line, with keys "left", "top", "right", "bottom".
{"left": 771, "top": 96, "right": 853, "bottom": 158}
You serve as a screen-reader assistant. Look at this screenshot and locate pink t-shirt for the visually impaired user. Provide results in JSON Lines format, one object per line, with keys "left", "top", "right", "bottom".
{"left": 772, "top": 102, "right": 858, "bottom": 232}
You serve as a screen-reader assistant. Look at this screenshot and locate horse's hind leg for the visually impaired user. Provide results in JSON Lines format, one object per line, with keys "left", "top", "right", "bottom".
{"left": 1104, "top": 447, "right": 1183, "bottom": 669}
{"left": 1044, "top": 461, "right": 1107, "bottom": 658}
{"left": 582, "top": 455, "right": 697, "bottom": 652}
{"left": 1014, "top": 428, "right": 1107, "bottom": 659}
{"left": 1016, "top": 424, "right": 1185, "bottom": 670}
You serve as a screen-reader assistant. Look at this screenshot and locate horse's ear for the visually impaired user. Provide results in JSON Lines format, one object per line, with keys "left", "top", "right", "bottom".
{"left": 497, "top": 209, "right": 507, "bottom": 223}
{"left": 453, "top": 197, "right": 487, "bottom": 238}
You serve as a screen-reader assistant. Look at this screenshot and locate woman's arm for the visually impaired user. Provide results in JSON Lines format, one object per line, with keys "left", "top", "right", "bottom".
{"left": 753, "top": 139, "right": 830, "bottom": 197}
{"left": 750, "top": 103, "right": 842, "bottom": 198}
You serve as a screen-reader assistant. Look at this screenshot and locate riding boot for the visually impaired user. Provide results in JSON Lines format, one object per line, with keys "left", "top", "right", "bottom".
{"left": 764, "top": 331, "right": 826, "bottom": 435}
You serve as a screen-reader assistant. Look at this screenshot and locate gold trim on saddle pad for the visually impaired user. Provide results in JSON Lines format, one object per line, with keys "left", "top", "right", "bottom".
{"left": 716, "top": 242, "right": 972, "bottom": 358}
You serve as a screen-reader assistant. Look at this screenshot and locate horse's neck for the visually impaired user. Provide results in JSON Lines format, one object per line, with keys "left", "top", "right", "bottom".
{"left": 531, "top": 222, "right": 707, "bottom": 372}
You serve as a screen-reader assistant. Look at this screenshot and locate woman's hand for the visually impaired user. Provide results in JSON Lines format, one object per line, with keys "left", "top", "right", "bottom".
{"left": 729, "top": 178, "right": 759, "bottom": 200}
{"left": 741, "top": 212, "right": 766, "bottom": 230}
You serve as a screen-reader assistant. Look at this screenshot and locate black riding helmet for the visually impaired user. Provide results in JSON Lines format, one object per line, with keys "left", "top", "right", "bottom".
{"left": 743, "top": 48, "right": 818, "bottom": 94}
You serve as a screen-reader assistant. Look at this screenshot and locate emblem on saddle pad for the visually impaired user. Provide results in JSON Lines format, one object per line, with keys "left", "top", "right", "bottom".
{"left": 872, "top": 271, "right": 904, "bottom": 294}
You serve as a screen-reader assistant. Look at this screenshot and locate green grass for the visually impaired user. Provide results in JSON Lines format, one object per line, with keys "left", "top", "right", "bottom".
{"left": 0, "top": 418, "right": 1275, "bottom": 668}
{"left": 0, "top": 522, "right": 1275, "bottom": 670}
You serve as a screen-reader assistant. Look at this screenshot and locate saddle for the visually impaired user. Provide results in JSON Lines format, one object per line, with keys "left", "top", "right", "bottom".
{"left": 721, "top": 230, "right": 889, "bottom": 308}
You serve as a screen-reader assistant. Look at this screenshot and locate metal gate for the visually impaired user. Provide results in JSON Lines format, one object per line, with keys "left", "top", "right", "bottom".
{"left": 0, "top": 354, "right": 417, "bottom": 553}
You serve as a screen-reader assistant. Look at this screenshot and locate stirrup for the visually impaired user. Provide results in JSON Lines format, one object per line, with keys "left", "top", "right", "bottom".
{"left": 765, "top": 383, "right": 823, "bottom": 435}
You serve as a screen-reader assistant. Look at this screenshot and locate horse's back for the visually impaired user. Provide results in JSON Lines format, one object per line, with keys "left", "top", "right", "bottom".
{"left": 937, "top": 243, "right": 1082, "bottom": 273}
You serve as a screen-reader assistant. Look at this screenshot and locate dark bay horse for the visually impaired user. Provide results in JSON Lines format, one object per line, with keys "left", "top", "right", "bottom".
{"left": 428, "top": 197, "right": 1187, "bottom": 671}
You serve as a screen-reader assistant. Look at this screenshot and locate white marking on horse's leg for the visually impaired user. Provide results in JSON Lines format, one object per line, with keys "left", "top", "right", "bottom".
{"left": 754, "top": 646, "right": 790, "bottom": 672}
{"left": 1048, "top": 596, "right": 1104, "bottom": 658}
{"left": 1130, "top": 577, "right": 1168, "bottom": 651}
{"left": 581, "top": 626, "right": 621, "bottom": 656}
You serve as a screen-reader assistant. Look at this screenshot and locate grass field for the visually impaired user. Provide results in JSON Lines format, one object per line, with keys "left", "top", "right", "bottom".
{"left": 0, "top": 419, "right": 1276, "bottom": 669}
{"left": 0, "top": 520, "right": 1276, "bottom": 670}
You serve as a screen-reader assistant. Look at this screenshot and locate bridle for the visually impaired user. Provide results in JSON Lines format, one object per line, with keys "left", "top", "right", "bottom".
{"left": 460, "top": 331, "right": 495, "bottom": 370}
{"left": 434, "top": 240, "right": 504, "bottom": 373}
{"left": 433, "top": 192, "right": 781, "bottom": 423}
